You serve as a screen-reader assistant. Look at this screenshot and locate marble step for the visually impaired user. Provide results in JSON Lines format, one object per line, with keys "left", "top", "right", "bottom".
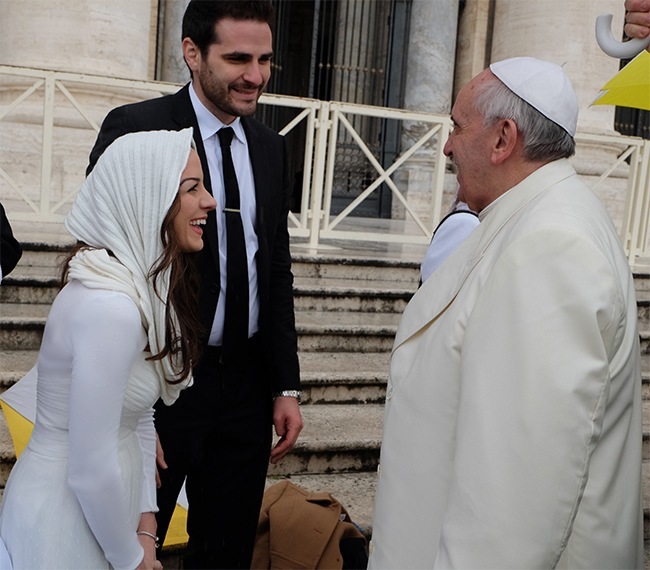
{"left": 292, "top": 252, "right": 420, "bottom": 284}
{"left": 0, "top": 350, "right": 39, "bottom": 389}
{"left": 1, "top": 273, "right": 416, "bottom": 314}
{"left": 0, "top": 350, "right": 391, "bottom": 405}
{"left": 0, "top": 305, "right": 400, "bottom": 353}
{"left": 296, "top": 311, "right": 399, "bottom": 353}
{"left": 8, "top": 346, "right": 649, "bottom": 406}
{"left": 293, "top": 276, "right": 414, "bottom": 313}
{"left": 300, "top": 351, "right": 389, "bottom": 404}
{"left": 0, "top": 403, "right": 384, "bottom": 487}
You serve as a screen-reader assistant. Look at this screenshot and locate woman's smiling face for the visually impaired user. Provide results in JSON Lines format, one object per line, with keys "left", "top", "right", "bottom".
{"left": 173, "top": 148, "right": 216, "bottom": 252}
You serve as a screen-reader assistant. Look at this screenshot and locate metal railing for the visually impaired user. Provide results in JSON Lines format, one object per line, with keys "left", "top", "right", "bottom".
{"left": 1, "top": 65, "right": 649, "bottom": 266}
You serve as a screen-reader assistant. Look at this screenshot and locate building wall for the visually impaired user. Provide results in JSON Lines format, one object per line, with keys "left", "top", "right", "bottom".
{"left": 0, "top": 0, "right": 638, "bottom": 232}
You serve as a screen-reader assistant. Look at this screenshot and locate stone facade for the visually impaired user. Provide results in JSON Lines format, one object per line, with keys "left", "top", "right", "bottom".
{"left": 0, "top": 0, "right": 638, "bottom": 232}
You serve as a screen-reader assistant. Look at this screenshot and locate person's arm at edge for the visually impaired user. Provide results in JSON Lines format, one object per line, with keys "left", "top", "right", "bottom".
{"left": 624, "top": 0, "right": 650, "bottom": 50}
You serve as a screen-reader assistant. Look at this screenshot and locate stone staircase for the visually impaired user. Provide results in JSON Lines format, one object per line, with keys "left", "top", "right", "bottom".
{"left": 2, "top": 227, "right": 650, "bottom": 565}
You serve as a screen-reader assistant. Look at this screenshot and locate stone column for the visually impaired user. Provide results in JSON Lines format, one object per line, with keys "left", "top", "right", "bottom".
{"left": 0, "top": 0, "right": 157, "bottom": 219}
{"left": 159, "top": 0, "right": 191, "bottom": 84}
{"left": 454, "top": 0, "right": 493, "bottom": 98}
{"left": 491, "top": 0, "right": 629, "bottom": 227}
{"left": 393, "top": 0, "right": 459, "bottom": 226}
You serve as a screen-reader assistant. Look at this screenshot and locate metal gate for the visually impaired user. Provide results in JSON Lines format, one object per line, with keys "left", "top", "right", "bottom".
{"left": 262, "top": 0, "right": 411, "bottom": 218}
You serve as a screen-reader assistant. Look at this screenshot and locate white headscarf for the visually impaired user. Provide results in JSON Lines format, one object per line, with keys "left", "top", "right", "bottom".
{"left": 64, "top": 128, "right": 195, "bottom": 404}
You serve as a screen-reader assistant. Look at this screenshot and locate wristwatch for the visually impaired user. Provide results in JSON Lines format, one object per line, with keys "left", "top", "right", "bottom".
{"left": 273, "top": 390, "right": 301, "bottom": 403}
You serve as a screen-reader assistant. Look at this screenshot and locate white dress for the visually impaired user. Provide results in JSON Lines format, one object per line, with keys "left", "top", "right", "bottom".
{"left": 0, "top": 280, "right": 160, "bottom": 570}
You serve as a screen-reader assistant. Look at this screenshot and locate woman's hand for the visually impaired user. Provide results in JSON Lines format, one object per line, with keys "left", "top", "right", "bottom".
{"left": 135, "top": 534, "right": 162, "bottom": 570}
{"left": 155, "top": 432, "right": 167, "bottom": 488}
{"left": 136, "top": 512, "right": 162, "bottom": 570}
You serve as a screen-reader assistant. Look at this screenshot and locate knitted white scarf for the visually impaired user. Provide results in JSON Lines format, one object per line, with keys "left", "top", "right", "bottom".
{"left": 64, "top": 129, "right": 196, "bottom": 405}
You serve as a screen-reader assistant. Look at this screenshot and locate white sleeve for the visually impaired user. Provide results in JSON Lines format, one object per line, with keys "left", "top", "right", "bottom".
{"left": 421, "top": 212, "right": 479, "bottom": 282}
{"left": 435, "top": 228, "right": 622, "bottom": 568}
{"left": 135, "top": 408, "right": 158, "bottom": 513}
{"left": 67, "top": 290, "right": 146, "bottom": 570}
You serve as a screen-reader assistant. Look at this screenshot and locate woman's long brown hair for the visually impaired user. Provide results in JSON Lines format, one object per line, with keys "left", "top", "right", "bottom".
{"left": 148, "top": 196, "right": 203, "bottom": 383}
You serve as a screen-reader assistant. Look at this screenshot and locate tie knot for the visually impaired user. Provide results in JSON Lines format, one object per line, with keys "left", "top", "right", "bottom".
{"left": 218, "top": 127, "right": 234, "bottom": 148}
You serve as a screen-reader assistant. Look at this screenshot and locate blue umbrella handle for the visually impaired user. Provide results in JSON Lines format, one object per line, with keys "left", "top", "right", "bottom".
{"left": 596, "top": 13, "right": 650, "bottom": 59}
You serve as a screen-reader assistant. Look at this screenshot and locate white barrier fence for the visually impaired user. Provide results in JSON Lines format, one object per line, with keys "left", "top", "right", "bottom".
{"left": 1, "top": 65, "right": 649, "bottom": 265}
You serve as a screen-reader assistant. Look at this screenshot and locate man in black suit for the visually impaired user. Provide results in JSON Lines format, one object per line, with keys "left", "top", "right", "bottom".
{"left": 0, "top": 202, "right": 22, "bottom": 282}
{"left": 87, "top": 2, "right": 302, "bottom": 568}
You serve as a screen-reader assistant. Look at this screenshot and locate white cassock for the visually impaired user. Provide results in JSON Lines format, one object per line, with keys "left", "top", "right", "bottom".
{"left": 369, "top": 159, "right": 643, "bottom": 569}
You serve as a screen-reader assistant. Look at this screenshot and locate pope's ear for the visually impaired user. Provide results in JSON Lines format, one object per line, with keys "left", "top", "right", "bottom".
{"left": 182, "top": 38, "right": 200, "bottom": 75}
{"left": 491, "top": 118, "right": 518, "bottom": 165}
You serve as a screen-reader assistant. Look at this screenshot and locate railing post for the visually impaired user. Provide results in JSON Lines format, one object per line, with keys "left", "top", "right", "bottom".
{"left": 307, "top": 101, "right": 330, "bottom": 249}
{"left": 431, "top": 121, "right": 450, "bottom": 231}
{"left": 639, "top": 140, "right": 650, "bottom": 263}
{"left": 40, "top": 73, "right": 56, "bottom": 220}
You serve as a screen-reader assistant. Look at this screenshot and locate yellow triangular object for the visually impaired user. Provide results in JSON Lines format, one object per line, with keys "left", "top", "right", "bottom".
{"left": 164, "top": 506, "right": 189, "bottom": 547}
{"left": 0, "top": 400, "right": 33, "bottom": 458}
{"left": 592, "top": 50, "right": 650, "bottom": 111}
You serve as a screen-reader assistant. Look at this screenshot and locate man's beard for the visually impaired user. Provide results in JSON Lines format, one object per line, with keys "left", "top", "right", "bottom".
{"left": 199, "top": 69, "right": 263, "bottom": 118}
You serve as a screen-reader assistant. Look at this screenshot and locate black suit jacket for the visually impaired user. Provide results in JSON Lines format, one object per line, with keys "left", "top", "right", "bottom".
{"left": 0, "top": 203, "right": 22, "bottom": 280}
{"left": 87, "top": 84, "right": 300, "bottom": 398}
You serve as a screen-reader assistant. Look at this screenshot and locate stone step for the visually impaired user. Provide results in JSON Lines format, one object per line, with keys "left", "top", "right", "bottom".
{"left": 292, "top": 252, "right": 420, "bottom": 284}
{"left": 300, "top": 351, "right": 389, "bottom": 404}
{"left": 0, "top": 403, "right": 384, "bottom": 487}
{"left": 0, "top": 349, "right": 390, "bottom": 405}
{"left": 0, "top": 305, "right": 399, "bottom": 352}
{"left": 268, "top": 404, "right": 382, "bottom": 477}
{"left": 0, "top": 303, "right": 52, "bottom": 350}
{"left": 296, "top": 311, "right": 398, "bottom": 353}
{"left": 0, "top": 275, "right": 59, "bottom": 305}
{"left": 639, "top": 332, "right": 650, "bottom": 375}
{"left": 635, "top": 271, "right": 650, "bottom": 293}
{"left": 8, "top": 241, "right": 423, "bottom": 283}
{"left": 636, "top": 290, "right": 650, "bottom": 330}
{"left": 0, "top": 350, "right": 38, "bottom": 389}
{"left": 1, "top": 273, "right": 414, "bottom": 313}
{"left": 293, "top": 276, "right": 414, "bottom": 313}
{"left": 4, "top": 262, "right": 418, "bottom": 312}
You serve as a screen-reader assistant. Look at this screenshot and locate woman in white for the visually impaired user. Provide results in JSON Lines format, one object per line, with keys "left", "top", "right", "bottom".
{"left": 0, "top": 128, "right": 216, "bottom": 570}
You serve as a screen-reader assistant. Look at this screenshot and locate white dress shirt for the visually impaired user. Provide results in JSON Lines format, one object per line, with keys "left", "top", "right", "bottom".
{"left": 189, "top": 83, "right": 260, "bottom": 346}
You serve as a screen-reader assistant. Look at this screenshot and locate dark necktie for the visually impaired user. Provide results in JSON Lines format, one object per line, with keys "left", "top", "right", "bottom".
{"left": 217, "top": 127, "right": 249, "bottom": 357}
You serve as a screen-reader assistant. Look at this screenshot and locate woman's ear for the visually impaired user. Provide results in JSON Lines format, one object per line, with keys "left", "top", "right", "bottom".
{"left": 491, "top": 118, "right": 518, "bottom": 165}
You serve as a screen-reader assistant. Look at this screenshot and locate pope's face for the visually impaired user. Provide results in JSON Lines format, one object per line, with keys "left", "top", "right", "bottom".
{"left": 443, "top": 71, "right": 496, "bottom": 212}
{"left": 191, "top": 18, "right": 273, "bottom": 125}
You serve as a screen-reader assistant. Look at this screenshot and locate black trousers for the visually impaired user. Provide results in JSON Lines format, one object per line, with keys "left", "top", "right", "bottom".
{"left": 155, "top": 337, "right": 272, "bottom": 569}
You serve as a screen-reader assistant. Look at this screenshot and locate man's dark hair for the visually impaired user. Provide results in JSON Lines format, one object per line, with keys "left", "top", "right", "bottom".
{"left": 182, "top": 0, "right": 275, "bottom": 56}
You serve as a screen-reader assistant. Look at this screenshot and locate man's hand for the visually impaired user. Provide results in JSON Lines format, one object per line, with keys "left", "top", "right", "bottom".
{"left": 155, "top": 432, "right": 167, "bottom": 489}
{"left": 625, "top": 0, "right": 650, "bottom": 51}
{"left": 270, "top": 397, "right": 303, "bottom": 464}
